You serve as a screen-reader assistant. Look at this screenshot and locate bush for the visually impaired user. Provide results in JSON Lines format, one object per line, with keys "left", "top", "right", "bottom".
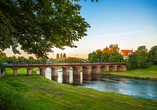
{"left": 147, "top": 65, "right": 157, "bottom": 70}
{"left": 0, "top": 63, "right": 5, "bottom": 73}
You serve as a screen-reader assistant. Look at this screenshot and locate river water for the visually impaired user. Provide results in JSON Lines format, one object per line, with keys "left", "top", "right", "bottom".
{"left": 37, "top": 68, "right": 157, "bottom": 100}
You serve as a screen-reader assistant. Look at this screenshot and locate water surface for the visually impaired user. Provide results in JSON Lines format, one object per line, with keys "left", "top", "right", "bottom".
{"left": 38, "top": 68, "right": 157, "bottom": 100}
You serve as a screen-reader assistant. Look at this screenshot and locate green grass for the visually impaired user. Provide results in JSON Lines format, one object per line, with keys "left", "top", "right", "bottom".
{"left": 0, "top": 68, "right": 157, "bottom": 110}
{"left": 103, "top": 65, "right": 157, "bottom": 80}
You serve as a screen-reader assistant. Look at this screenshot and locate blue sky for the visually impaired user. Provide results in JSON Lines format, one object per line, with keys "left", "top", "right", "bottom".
{"left": 4, "top": 0, "right": 157, "bottom": 58}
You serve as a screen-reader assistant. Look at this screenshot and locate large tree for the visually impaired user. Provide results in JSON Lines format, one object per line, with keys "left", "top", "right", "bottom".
{"left": 135, "top": 45, "right": 148, "bottom": 57}
{"left": 0, "top": 0, "right": 90, "bottom": 58}
{"left": 147, "top": 46, "right": 157, "bottom": 65}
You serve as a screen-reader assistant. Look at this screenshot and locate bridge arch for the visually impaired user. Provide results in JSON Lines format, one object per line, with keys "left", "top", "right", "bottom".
{"left": 4, "top": 68, "right": 13, "bottom": 76}
{"left": 82, "top": 66, "right": 91, "bottom": 75}
{"left": 17, "top": 67, "right": 27, "bottom": 76}
{"left": 91, "top": 66, "right": 100, "bottom": 74}
{"left": 117, "top": 65, "right": 122, "bottom": 71}
{"left": 100, "top": 66, "right": 108, "bottom": 72}
{"left": 109, "top": 66, "right": 115, "bottom": 72}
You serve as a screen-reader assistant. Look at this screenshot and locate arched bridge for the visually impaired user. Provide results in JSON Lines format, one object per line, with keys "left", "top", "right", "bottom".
{"left": 3, "top": 63, "right": 127, "bottom": 77}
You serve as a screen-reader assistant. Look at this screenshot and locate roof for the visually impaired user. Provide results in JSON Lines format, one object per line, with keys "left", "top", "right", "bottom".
{"left": 120, "top": 50, "right": 133, "bottom": 55}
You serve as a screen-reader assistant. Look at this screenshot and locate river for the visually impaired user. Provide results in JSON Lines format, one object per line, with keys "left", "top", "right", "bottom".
{"left": 37, "top": 68, "right": 157, "bottom": 100}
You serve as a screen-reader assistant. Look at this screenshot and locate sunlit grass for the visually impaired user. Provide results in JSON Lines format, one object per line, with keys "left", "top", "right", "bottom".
{"left": 105, "top": 65, "right": 157, "bottom": 79}
{"left": 0, "top": 68, "right": 157, "bottom": 109}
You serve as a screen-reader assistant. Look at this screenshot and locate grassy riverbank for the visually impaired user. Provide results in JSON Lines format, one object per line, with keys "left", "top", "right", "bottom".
{"left": 0, "top": 68, "right": 157, "bottom": 110}
{"left": 102, "top": 65, "right": 157, "bottom": 80}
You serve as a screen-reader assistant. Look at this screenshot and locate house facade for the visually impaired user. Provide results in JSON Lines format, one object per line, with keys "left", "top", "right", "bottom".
{"left": 120, "top": 50, "right": 133, "bottom": 60}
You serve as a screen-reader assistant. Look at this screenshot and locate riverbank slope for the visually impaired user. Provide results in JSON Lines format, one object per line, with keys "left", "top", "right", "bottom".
{"left": 0, "top": 68, "right": 157, "bottom": 110}
{"left": 102, "top": 65, "right": 157, "bottom": 80}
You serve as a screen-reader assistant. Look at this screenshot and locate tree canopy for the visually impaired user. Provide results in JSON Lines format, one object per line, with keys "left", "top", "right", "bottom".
{"left": 0, "top": 0, "right": 90, "bottom": 58}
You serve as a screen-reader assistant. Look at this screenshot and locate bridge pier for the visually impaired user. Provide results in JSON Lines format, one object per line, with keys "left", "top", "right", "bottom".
{"left": 92, "top": 66, "right": 100, "bottom": 74}
{"left": 82, "top": 66, "right": 91, "bottom": 75}
{"left": 100, "top": 65, "right": 109, "bottom": 72}
{"left": 27, "top": 68, "right": 32, "bottom": 76}
{"left": 114, "top": 65, "right": 117, "bottom": 71}
{"left": 40, "top": 68, "right": 45, "bottom": 76}
{"left": 51, "top": 67, "right": 58, "bottom": 76}
{"left": 13, "top": 68, "right": 18, "bottom": 76}
{"left": 63, "top": 67, "right": 69, "bottom": 76}
{"left": 73, "top": 66, "right": 81, "bottom": 75}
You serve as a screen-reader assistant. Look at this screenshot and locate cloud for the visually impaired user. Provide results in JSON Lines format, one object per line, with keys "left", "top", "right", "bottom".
{"left": 89, "top": 31, "right": 139, "bottom": 38}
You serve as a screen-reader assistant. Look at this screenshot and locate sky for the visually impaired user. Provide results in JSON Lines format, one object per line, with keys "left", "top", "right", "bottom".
{"left": 4, "top": 0, "right": 157, "bottom": 59}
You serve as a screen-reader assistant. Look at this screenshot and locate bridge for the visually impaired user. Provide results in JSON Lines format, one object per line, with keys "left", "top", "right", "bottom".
{"left": 2, "top": 63, "right": 127, "bottom": 78}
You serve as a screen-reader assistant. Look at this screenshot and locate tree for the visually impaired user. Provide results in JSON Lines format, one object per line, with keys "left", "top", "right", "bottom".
{"left": 109, "top": 44, "right": 119, "bottom": 55}
{"left": 0, "top": 52, "right": 8, "bottom": 63}
{"left": 101, "top": 52, "right": 110, "bottom": 62}
{"left": 60, "top": 53, "right": 63, "bottom": 59}
{"left": 0, "top": 0, "right": 90, "bottom": 58}
{"left": 96, "top": 49, "right": 102, "bottom": 61}
{"left": 147, "top": 46, "right": 157, "bottom": 65}
{"left": 72, "top": 0, "right": 98, "bottom": 2}
{"left": 135, "top": 45, "right": 148, "bottom": 57}
{"left": 56, "top": 53, "right": 59, "bottom": 60}
{"left": 8, "top": 56, "right": 16, "bottom": 63}
{"left": 63, "top": 53, "right": 66, "bottom": 58}
{"left": 16, "top": 56, "right": 26, "bottom": 63}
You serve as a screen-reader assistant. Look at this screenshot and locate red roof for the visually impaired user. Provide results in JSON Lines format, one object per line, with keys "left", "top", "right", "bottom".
{"left": 121, "top": 50, "right": 133, "bottom": 55}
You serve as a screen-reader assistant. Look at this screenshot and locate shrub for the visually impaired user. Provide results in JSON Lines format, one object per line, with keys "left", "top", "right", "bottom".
{"left": 0, "top": 63, "right": 5, "bottom": 73}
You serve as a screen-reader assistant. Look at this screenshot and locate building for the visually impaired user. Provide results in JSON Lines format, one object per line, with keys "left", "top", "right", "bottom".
{"left": 120, "top": 50, "right": 133, "bottom": 60}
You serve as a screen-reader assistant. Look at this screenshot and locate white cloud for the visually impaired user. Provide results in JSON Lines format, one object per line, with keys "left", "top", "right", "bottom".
{"left": 89, "top": 31, "right": 139, "bottom": 38}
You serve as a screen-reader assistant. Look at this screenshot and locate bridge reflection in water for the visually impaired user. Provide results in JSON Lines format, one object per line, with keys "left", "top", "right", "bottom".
{"left": 41, "top": 69, "right": 100, "bottom": 86}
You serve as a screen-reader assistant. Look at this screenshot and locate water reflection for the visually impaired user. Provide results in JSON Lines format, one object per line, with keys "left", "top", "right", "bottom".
{"left": 38, "top": 68, "right": 157, "bottom": 100}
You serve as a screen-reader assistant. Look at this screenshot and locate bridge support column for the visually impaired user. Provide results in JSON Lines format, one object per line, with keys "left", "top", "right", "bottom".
{"left": 73, "top": 66, "right": 81, "bottom": 75}
{"left": 63, "top": 67, "right": 69, "bottom": 76}
{"left": 51, "top": 67, "right": 58, "bottom": 76}
{"left": 83, "top": 66, "right": 91, "bottom": 75}
{"left": 121, "top": 65, "right": 127, "bottom": 71}
{"left": 13, "top": 68, "right": 18, "bottom": 76}
{"left": 114, "top": 65, "right": 117, "bottom": 71}
{"left": 100, "top": 66, "right": 110, "bottom": 72}
{"left": 27, "top": 68, "right": 32, "bottom": 76}
{"left": 106, "top": 65, "right": 109, "bottom": 72}
{"left": 92, "top": 66, "right": 100, "bottom": 74}
{"left": 40, "top": 68, "right": 45, "bottom": 76}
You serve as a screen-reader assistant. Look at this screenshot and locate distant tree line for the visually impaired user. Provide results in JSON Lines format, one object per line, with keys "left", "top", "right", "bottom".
{"left": 0, "top": 52, "right": 46, "bottom": 64}
{"left": 127, "top": 45, "right": 157, "bottom": 70}
{"left": 56, "top": 53, "right": 66, "bottom": 60}
{"left": 88, "top": 44, "right": 123, "bottom": 62}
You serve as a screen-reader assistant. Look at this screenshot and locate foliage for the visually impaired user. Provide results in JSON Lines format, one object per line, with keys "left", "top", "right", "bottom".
{"left": 63, "top": 53, "right": 66, "bottom": 58}
{"left": 147, "top": 65, "right": 157, "bottom": 70}
{"left": 0, "top": 53, "right": 8, "bottom": 63}
{"left": 135, "top": 45, "right": 148, "bottom": 57}
{"left": 127, "top": 45, "right": 157, "bottom": 70}
{"left": 60, "top": 53, "right": 63, "bottom": 59}
{"left": 147, "top": 45, "right": 157, "bottom": 65}
{"left": 8, "top": 56, "right": 16, "bottom": 63}
{"left": 0, "top": 0, "right": 90, "bottom": 58}
{"left": 54, "top": 57, "right": 86, "bottom": 63}
{"left": 0, "top": 63, "right": 5, "bottom": 73}
{"left": 127, "top": 53, "right": 147, "bottom": 69}
{"left": 72, "top": 0, "right": 98, "bottom": 2}
{"left": 88, "top": 44, "right": 122, "bottom": 62}
{"left": 56, "top": 53, "right": 59, "bottom": 60}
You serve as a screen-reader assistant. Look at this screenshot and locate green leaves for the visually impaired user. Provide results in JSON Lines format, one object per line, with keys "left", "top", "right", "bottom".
{"left": 0, "top": 0, "right": 90, "bottom": 58}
